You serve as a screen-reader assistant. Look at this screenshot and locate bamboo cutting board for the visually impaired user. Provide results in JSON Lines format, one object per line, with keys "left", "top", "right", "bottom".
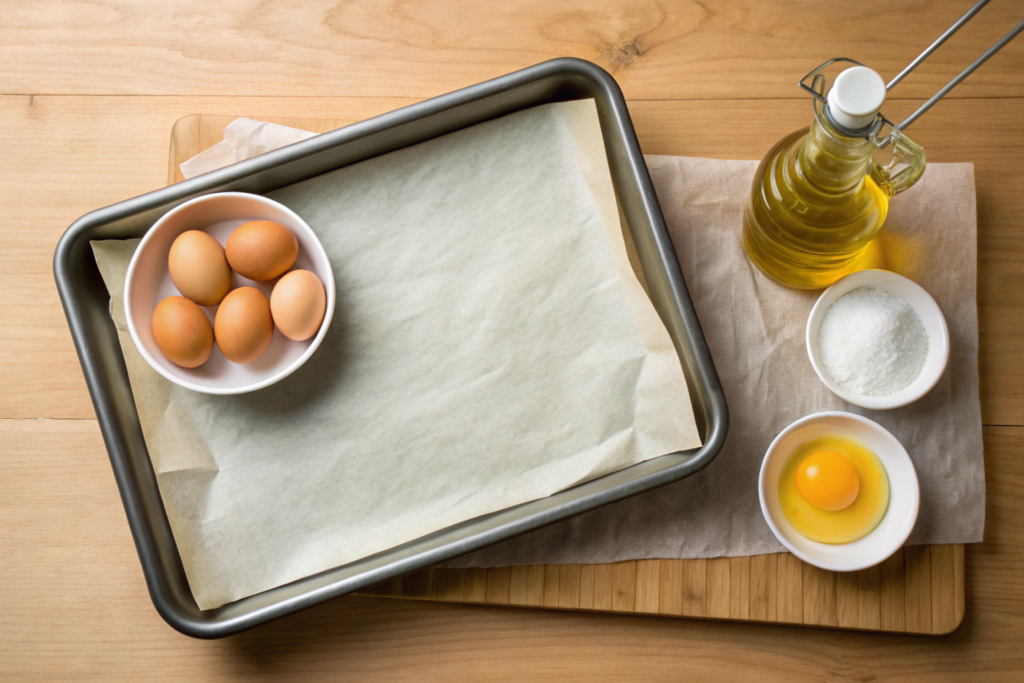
{"left": 169, "top": 114, "right": 965, "bottom": 635}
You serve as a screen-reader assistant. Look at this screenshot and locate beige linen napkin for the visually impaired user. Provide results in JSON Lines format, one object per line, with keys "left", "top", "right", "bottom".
{"left": 179, "top": 120, "right": 985, "bottom": 567}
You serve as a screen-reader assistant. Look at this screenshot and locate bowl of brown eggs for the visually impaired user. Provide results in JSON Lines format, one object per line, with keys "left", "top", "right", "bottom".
{"left": 124, "top": 192, "right": 335, "bottom": 394}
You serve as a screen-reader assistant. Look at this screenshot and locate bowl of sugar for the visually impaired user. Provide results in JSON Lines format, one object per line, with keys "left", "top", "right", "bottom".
{"left": 806, "top": 269, "right": 950, "bottom": 410}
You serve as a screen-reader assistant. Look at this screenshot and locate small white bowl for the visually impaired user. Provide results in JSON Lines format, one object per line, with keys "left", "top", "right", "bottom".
{"left": 806, "top": 269, "right": 950, "bottom": 410}
{"left": 125, "top": 192, "right": 335, "bottom": 395}
{"left": 759, "top": 411, "right": 920, "bottom": 572}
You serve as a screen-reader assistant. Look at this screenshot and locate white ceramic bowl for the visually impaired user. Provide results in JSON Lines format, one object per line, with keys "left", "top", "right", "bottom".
{"left": 759, "top": 411, "right": 920, "bottom": 572}
{"left": 125, "top": 192, "right": 335, "bottom": 394}
{"left": 806, "top": 269, "right": 950, "bottom": 410}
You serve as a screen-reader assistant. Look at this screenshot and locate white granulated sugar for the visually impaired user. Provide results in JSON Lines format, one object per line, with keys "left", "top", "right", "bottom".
{"left": 818, "top": 286, "right": 929, "bottom": 397}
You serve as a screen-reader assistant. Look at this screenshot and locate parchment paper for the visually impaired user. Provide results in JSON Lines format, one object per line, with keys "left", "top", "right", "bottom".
{"left": 92, "top": 100, "right": 701, "bottom": 609}
{"left": 449, "top": 158, "right": 985, "bottom": 568}
{"left": 180, "top": 118, "right": 316, "bottom": 180}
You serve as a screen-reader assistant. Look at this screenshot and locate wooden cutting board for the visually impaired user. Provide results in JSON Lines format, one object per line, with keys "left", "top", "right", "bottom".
{"left": 169, "top": 114, "right": 965, "bottom": 635}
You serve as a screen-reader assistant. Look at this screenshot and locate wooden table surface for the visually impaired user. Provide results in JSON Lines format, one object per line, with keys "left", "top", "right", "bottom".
{"left": 2, "top": 1, "right": 1023, "bottom": 680}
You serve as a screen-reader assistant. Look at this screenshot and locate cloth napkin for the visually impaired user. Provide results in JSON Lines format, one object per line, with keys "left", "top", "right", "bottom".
{"left": 182, "top": 122, "right": 985, "bottom": 567}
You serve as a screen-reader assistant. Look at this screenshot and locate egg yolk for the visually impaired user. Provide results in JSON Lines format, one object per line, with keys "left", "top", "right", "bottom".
{"left": 795, "top": 450, "right": 860, "bottom": 511}
{"left": 778, "top": 436, "right": 890, "bottom": 544}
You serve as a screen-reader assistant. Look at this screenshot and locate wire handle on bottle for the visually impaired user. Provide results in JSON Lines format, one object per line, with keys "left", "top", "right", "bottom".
{"left": 799, "top": 0, "right": 1023, "bottom": 147}
{"left": 805, "top": 70, "right": 927, "bottom": 197}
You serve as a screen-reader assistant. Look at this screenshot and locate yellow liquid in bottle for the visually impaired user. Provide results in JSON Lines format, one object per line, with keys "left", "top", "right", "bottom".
{"left": 743, "top": 123, "right": 890, "bottom": 290}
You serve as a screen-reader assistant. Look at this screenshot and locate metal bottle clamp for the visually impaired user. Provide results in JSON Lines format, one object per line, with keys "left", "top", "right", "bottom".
{"left": 798, "top": 0, "right": 1024, "bottom": 149}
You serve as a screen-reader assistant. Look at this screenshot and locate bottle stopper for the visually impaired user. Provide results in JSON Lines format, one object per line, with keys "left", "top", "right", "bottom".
{"left": 826, "top": 67, "right": 886, "bottom": 131}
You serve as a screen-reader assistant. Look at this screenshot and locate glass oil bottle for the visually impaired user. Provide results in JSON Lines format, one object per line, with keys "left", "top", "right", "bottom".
{"left": 742, "top": 63, "right": 926, "bottom": 289}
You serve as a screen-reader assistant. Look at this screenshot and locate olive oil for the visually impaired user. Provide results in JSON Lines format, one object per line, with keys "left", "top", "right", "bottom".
{"left": 743, "top": 121, "right": 890, "bottom": 290}
{"left": 743, "top": 64, "right": 925, "bottom": 289}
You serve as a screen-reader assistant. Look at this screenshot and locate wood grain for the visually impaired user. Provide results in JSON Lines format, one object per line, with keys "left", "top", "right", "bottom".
{"left": 931, "top": 544, "right": 959, "bottom": 635}
{"left": 658, "top": 560, "right": 684, "bottom": 616}
{"left": 592, "top": 563, "right": 614, "bottom": 611}
{"left": 634, "top": 560, "right": 660, "bottom": 614}
{"left": 464, "top": 567, "right": 488, "bottom": 602}
{"left": 905, "top": 546, "right": 933, "bottom": 633}
{"left": 880, "top": 550, "right": 907, "bottom": 632}
{"left": 402, "top": 568, "right": 434, "bottom": 600}
{"left": 542, "top": 565, "right": 560, "bottom": 608}
{"left": 364, "top": 548, "right": 964, "bottom": 634}
{"left": 803, "top": 563, "right": 838, "bottom": 627}
{"left": 558, "top": 564, "right": 582, "bottom": 609}
{"left": 750, "top": 554, "right": 778, "bottom": 622}
{"left": 485, "top": 567, "right": 512, "bottom": 605}
{"left": 3, "top": 1, "right": 1022, "bottom": 100}
{"left": 858, "top": 566, "right": 882, "bottom": 631}
{"left": 777, "top": 552, "right": 804, "bottom": 624}
{"left": 3, "top": 0, "right": 1023, "bottom": 677}
{"left": 706, "top": 557, "right": 732, "bottom": 619}
{"left": 729, "top": 557, "right": 751, "bottom": 620}
{"left": 578, "top": 564, "right": 596, "bottom": 610}
{"left": 837, "top": 570, "right": 860, "bottom": 629}
{"left": 611, "top": 561, "right": 637, "bottom": 612}
{"left": 3, "top": 419, "right": 1022, "bottom": 681}
{"left": 435, "top": 567, "right": 465, "bottom": 602}
{"left": 681, "top": 559, "right": 707, "bottom": 618}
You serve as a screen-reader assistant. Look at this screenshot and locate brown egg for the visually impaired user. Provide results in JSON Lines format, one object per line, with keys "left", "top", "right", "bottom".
{"left": 225, "top": 220, "right": 298, "bottom": 281}
{"left": 214, "top": 287, "right": 274, "bottom": 364}
{"left": 271, "top": 270, "right": 327, "bottom": 341}
{"left": 151, "top": 296, "right": 214, "bottom": 368}
{"left": 167, "top": 230, "right": 232, "bottom": 306}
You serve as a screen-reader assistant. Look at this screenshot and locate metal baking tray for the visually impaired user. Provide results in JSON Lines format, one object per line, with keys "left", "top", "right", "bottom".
{"left": 54, "top": 58, "right": 728, "bottom": 638}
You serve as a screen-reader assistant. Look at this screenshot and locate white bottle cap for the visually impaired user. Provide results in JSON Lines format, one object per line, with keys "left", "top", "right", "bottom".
{"left": 827, "top": 66, "right": 886, "bottom": 131}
